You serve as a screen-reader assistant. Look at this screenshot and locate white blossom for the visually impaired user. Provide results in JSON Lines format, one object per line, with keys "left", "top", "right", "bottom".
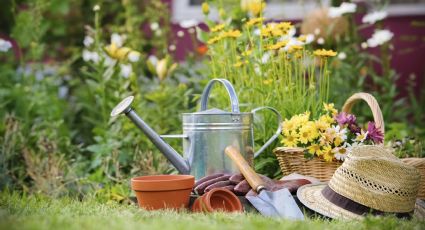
{"left": 83, "top": 36, "right": 94, "bottom": 47}
{"left": 253, "top": 29, "right": 261, "bottom": 36}
{"left": 82, "top": 49, "right": 100, "bottom": 63}
{"left": 282, "top": 38, "right": 304, "bottom": 51}
{"left": 0, "top": 39, "right": 12, "bottom": 52}
{"left": 354, "top": 130, "right": 368, "bottom": 143}
{"left": 367, "top": 29, "right": 393, "bottom": 48}
{"left": 150, "top": 22, "right": 159, "bottom": 31}
{"left": 128, "top": 51, "right": 140, "bottom": 62}
{"left": 361, "top": 42, "right": 368, "bottom": 49}
{"left": 58, "top": 86, "right": 69, "bottom": 99}
{"left": 120, "top": 64, "right": 132, "bottom": 78}
{"left": 155, "top": 30, "right": 162, "bottom": 36}
{"left": 314, "top": 28, "right": 321, "bottom": 35}
{"left": 362, "top": 11, "right": 387, "bottom": 25}
{"left": 317, "top": 37, "right": 325, "bottom": 45}
{"left": 93, "top": 5, "right": 100, "bottom": 11}
{"left": 338, "top": 52, "right": 347, "bottom": 60}
{"left": 177, "top": 31, "right": 185, "bottom": 37}
{"left": 179, "top": 19, "right": 198, "bottom": 28}
{"left": 169, "top": 44, "right": 176, "bottom": 51}
{"left": 328, "top": 2, "right": 357, "bottom": 18}
{"left": 304, "top": 34, "right": 315, "bottom": 44}
{"left": 148, "top": 55, "right": 158, "bottom": 66}
{"left": 111, "top": 33, "right": 124, "bottom": 47}
{"left": 261, "top": 52, "right": 270, "bottom": 63}
{"left": 280, "top": 27, "right": 296, "bottom": 40}
{"left": 103, "top": 54, "right": 115, "bottom": 67}
{"left": 254, "top": 64, "right": 261, "bottom": 75}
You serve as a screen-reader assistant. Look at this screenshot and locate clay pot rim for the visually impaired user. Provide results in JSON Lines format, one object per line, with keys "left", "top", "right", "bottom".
{"left": 193, "top": 188, "right": 243, "bottom": 213}
{"left": 131, "top": 175, "right": 194, "bottom": 191}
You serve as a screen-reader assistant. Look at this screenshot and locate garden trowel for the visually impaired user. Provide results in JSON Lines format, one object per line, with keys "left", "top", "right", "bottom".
{"left": 225, "top": 146, "right": 304, "bottom": 220}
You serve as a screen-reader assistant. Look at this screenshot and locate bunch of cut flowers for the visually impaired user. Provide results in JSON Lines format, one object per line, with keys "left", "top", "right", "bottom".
{"left": 280, "top": 103, "right": 384, "bottom": 162}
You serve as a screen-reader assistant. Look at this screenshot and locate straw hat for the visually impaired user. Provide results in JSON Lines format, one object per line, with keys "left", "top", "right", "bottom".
{"left": 297, "top": 145, "right": 421, "bottom": 220}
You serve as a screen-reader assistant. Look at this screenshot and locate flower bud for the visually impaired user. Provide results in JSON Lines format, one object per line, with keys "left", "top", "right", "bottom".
{"left": 202, "top": 2, "right": 210, "bottom": 15}
{"left": 156, "top": 58, "right": 168, "bottom": 81}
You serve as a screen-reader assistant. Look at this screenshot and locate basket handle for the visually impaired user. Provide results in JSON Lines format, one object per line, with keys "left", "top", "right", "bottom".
{"left": 341, "top": 92, "right": 385, "bottom": 135}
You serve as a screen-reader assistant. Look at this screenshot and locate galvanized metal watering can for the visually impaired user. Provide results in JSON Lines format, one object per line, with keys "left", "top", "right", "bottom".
{"left": 111, "top": 79, "right": 282, "bottom": 180}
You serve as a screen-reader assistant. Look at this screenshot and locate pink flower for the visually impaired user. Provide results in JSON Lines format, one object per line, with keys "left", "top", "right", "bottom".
{"left": 367, "top": 122, "right": 384, "bottom": 144}
{"left": 335, "top": 112, "right": 357, "bottom": 126}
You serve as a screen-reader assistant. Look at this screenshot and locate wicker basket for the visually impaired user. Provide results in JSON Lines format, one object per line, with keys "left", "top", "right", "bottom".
{"left": 274, "top": 92, "right": 425, "bottom": 199}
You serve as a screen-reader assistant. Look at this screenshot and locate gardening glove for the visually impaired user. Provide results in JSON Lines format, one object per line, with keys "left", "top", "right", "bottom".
{"left": 193, "top": 173, "right": 266, "bottom": 196}
{"left": 193, "top": 173, "right": 232, "bottom": 195}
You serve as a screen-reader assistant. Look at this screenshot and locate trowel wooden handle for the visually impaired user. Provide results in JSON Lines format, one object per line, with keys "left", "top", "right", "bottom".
{"left": 225, "top": 146, "right": 265, "bottom": 192}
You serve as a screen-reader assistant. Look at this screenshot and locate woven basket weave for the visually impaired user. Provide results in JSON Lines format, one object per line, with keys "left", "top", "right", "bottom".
{"left": 274, "top": 92, "right": 425, "bottom": 199}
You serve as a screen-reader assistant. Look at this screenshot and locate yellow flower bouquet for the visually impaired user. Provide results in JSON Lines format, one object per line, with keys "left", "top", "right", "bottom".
{"left": 281, "top": 103, "right": 384, "bottom": 162}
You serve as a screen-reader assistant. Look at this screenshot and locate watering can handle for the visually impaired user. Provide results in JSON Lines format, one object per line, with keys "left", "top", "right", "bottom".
{"left": 252, "top": 106, "right": 282, "bottom": 158}
{"left": 200, "top": 79, "right": 240, "bottom": 113}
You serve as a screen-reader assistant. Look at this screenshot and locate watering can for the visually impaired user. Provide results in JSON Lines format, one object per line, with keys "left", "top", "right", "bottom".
{"left": 111, "top": 79, "right": 282, "bottom": 180}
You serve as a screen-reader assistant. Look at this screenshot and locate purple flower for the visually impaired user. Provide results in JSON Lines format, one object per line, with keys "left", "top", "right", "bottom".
{"left": 348, "top": 123, "right": 361, "bottom": 134}
{"left": 367, "top": 122, "right": 384, "bottom": 144}
{"left": 335, "top": 112, "right": 357, "bottom": 126}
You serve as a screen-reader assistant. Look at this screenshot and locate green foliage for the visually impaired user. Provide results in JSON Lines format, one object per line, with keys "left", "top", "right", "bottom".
{"left": 0, "top": 0, "right": 202, "bottom": 197}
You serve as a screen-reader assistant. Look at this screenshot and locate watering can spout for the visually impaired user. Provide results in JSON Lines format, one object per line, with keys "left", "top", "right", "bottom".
{"left": 110, "top": 96, "right": 190, "bottom": 174}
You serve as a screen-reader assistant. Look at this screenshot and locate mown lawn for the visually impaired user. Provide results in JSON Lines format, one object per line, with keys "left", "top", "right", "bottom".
{"left": 0, "top": 191, "right": 423, "bottom": 230}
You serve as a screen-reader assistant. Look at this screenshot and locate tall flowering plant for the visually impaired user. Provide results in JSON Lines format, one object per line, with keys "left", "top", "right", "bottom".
{"left": 198, "top": 1, "right": 338, "bottom": 164}
{"left": 281, "top": 103, "right": 384, "bottom": 162}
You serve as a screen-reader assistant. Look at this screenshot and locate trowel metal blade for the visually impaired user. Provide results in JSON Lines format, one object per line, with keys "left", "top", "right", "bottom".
{"left": 246, "top": 188, "right": 304, "bottom": 220}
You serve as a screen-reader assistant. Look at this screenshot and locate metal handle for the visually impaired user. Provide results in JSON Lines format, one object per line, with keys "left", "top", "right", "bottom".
{"left": 159, "top": 134, "right": 188, "bottom": 139}
{"left": 225, "top": 146, "right": 265, "bottom": 192}
{"left": 252, "top": 107, "right": 282, "bottom": 158}
{"left": 200, "top": 79, "right": 240, "bottom": 113}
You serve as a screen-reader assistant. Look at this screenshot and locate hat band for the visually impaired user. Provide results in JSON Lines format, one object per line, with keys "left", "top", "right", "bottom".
{"left": 322, "top": 185, "right": 411, "bottom": 218}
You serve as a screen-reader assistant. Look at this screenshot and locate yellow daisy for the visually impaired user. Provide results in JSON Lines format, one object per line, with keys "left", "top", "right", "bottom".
{"left": 313, "top": 49, "right": 337, "bottom": 57}
{"left": 281, "top": 131, "right": 299, "bottom": 147}
{"left": 322, "top": 145, "right": 334, "bottom": 162}
{"left": 323, "top": 103, "right": 338, "bottom": 115}
{"left": 307, "top": 143, "right": 322, "bottom": 156}
{"left": 210, "top": 24, "right": 225, "bottom": 33}
{"left": 246, "top": 17, "right": 264, "bottom": 27}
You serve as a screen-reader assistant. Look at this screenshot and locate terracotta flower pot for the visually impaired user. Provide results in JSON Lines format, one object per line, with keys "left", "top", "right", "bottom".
{"left": 131, "top": 175, "right": 194, "bottom": 210}
{"left": 192, "top": 188, "right": 243, "bottom": 213}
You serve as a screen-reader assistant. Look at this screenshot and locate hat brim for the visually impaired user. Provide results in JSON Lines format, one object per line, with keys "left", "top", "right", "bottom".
{"left": 297, "top": 183, "right": 363, "bottom": 220}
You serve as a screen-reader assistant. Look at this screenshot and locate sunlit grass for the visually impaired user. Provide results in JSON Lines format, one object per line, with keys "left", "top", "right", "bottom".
{"left": 0, "top": 191, "right": 423, "bottom": 230}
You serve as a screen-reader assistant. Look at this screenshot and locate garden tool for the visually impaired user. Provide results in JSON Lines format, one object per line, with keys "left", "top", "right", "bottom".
{"left": 225, "top": 146, "right": 305, "bottom": 220}
{"left": 110, "top": 79, "right": 282, "bottom": 180}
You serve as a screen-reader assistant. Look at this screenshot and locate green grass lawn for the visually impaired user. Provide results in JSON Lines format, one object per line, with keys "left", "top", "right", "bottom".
{"left": 0, "top": 191, "right": 424, "bottom": 230}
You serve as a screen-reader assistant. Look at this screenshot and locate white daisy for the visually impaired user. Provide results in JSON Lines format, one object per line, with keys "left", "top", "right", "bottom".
{"left": 367, "top": 30, "right": 393, "bottom": 48}
{"left": 179, "top": 19, "right": 198, "bottom": 28}
{"left": 120, "top": 64, "right": 132, "bottom": 78}
{"left": 328, "top": 2, "right": 357, "bottom": 18}
{"left": 362, "top": 11, "right": 387, "bottom": 25}
{"left": 354, "top": 130, "right": 368, "bottom": 143}
{"left": 150, "top": 22, "right": 159, "bottom": 31}
{"left": 338, "top": 52, "right": 347, "bottom": 60}
{"left": 83, "top": 36, "right": 94, "bottom": 47}
{"left": 111, "top": 33, "right": 124, "bottom": 47}
{"left": 128, "top": 51, "right": 140, "bottom": 62}
{"left": 0, "top": 39, "right": 12, "bottom": 52}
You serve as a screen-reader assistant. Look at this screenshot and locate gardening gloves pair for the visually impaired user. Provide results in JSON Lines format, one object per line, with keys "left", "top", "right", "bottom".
{"left": 193, "top": 173, "right": 311, "bottom": 196}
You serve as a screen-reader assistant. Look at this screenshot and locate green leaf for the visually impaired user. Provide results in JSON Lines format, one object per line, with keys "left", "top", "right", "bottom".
{"left": 196, "top": 26, "right": 208, "bottom": 43}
